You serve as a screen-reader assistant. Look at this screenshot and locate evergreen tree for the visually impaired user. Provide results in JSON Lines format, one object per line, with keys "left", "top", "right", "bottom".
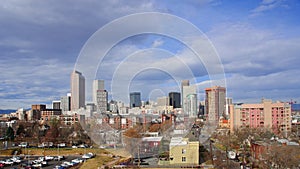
{"left": 6, "top": 126, "right": 15, "bottom": 141}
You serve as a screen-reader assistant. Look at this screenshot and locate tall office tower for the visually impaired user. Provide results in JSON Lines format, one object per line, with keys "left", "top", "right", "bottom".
{"left": 181, "top": 80, "right": 190, "bottom": 106}
{"left": 199, "top": 101, "right": 205, "bottom": 116}
{"left": 52, "top": 100, "right": 61, "bottom": 110}
{"left": 97, "top": 89, "right": 108, "bottom": 113}
{"left": 182, "top": 85, "right": 197, "bottom": 117}
{"left": 205, "top": 86, "right": 226, "bottom": 123}
{"left": 225, "top": 97, "right": 233, "bottom": 118}
{"left": 93, "top": 80, "right": 105, "bottom": 105}
{"left": 169, "top": 92, "right": 181, "bottom": 108}
{"left": 130, "top": 92, "right": 141, "bottom": 108}
{"left": 71, "top": 70, "right": 85, "bottom": 111}
{"left": 61, "top": 93, "right": 71, "bottom": 112}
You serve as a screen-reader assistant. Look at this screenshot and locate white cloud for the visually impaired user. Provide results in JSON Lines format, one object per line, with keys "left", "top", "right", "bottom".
{"left": 250, "top": 0, "right": 284, "bottom": 16}
{"left": 151, "top": 39, "right": 164, "bottom": 48}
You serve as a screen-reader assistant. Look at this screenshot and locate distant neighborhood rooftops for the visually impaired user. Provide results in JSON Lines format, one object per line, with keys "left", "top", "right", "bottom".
{"left": 170, "top": 137, "right": 188, "bottom": 147}
{"left": 142, "top": 136, "right": 163, "bottom": 142}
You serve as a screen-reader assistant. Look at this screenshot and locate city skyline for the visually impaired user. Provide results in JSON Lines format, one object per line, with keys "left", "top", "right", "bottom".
{"left": 0, "top": 0, "right": 300, "bottom": 109}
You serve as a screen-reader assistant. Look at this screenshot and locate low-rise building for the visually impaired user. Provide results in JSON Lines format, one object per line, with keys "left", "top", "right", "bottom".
{"left": 169, "top": 137, "right": 199, "bottom": 165}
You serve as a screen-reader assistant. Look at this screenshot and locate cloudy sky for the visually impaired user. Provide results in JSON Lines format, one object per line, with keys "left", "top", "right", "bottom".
{"left": 0, "top": 0, "right": 300, "bottom": 109}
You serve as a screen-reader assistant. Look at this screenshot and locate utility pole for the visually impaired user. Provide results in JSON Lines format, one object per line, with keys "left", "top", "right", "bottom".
{"left": 138, "top": 144, "right": 140, "bottom": 167}
{"left": 209, "top": 139, "right": 214, "bottom": 166}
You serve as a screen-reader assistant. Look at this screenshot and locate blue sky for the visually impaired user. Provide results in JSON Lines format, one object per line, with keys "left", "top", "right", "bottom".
{"left": 0, "top": 0, "right": 300, "bottom": 109}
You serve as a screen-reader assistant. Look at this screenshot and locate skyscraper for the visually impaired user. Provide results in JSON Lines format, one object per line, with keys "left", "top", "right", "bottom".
{"left": 93, "top": 80, "right": 105, "bottom": 105}
{"left": 130, "top": 92, "right": 141, "bottom": 108}
{"left": 182, "top": 85, "right": 197, "bottom": 117}
{"left": 205, "top": 86, "right": 226, "bottom": 123}
{"left": 71, "top": 70, "right": 85, "bottom": 111}
{"left": 97, "top": 89, "right": 108, "bottom": 113}
{"left": 181, "top": 80, "right": 190, "bottom": 107}
{"left": 169, "top": 92, "right": 181, "bottom": 108}
{"left": 61, "top": 93, "right": 71, "bottom": 112}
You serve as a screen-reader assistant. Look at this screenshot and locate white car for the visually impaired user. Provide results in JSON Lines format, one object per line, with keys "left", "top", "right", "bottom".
{"left": 32, "top": 161, "right": 47, "bottom": 167}
{"left": 54, "top": 155, "right": 65, "bottom": 161}
{"left": 11, "top": 157, "right": 21, "bottom": 163}
{"left": 18, "top": 142, "right": 28, "bottom": 148}
{"left": 78, "top": 144, "right": 87, "bottom": 148}
{"left": 45, "top": 156, "right": 54, "bottom": 161}
{"left": 72, "top": 158, "right": 83, "bottom": 164}
{"left": 3, "top": 159, "right": 14, "bottom": 165}
{"left": 82, "top": 154, "right": 92, "bottom": 159}
{"left": 62, "top": 161, "right": 75, "bottom": 167}
{"left": 82, "top": 152, "right": 95, "bottom": 159}
{"left": 57, "top": 143, "right": 66, "bottom": 147}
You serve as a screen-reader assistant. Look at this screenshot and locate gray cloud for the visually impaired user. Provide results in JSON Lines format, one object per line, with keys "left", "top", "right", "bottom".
{"left": 209, "top": 22, "right": 300, "bottom": 102}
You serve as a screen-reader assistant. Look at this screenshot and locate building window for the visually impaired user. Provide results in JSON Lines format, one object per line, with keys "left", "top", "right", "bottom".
{"left": 182, "top": 149, "right": 186, "bottom": 154}
{"left": 182, "top": 157, "right": 186, "bottom": 162}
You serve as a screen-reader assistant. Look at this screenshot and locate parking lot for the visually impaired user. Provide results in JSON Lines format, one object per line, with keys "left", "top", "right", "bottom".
{"left": 0, "top": 153, "right": 94, "bottom": 169}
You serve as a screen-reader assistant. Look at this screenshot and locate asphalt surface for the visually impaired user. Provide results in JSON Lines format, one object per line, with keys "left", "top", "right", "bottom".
{"left": 0, "top": 155, "right": 83, "bottom": 169}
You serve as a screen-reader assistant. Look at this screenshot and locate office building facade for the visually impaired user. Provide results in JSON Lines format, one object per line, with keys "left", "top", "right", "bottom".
{"left": 182, "top": 85, "right": 197, "bottom": 117}
{"left": 130, "top": 92, "right": 141, "bottom": 108}
{"left": 61, "top": 93, "right": 71, "bottom": 112}
{"left": 71, "top": 70, "right": 85, "bottom": 110}
{"left": 93, "top": 80, "right": 105, "bottom": 105}
{"left": 205, "top": 86, "right": 226, "bottom": 123}
{"left": 97, "top": 89, "right": 108, "bottom": 113}
{"left": 52, "top": 100, "right": 61, "bottom": 110}
{"left": 169, "top": 92, "right": 181, "bottom": 108}
{"left": 181, "top": 80, "right": 190, "bottom": 106}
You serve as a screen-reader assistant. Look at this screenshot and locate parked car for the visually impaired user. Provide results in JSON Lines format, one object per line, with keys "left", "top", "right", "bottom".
{"left": 3, "top": 159, "right": 14, "bottom": 165}
{"left": 82, "top": 152, "right": 95, "bottom": 159}
{"left": 54, "top": 156, "right": 65, "bottom": 161}
{"left": 78, "top": 144, "right": 87, "bottom": 148}
{"left": 71, "top": 158, "right": 83, "bottom": 164}
{"left": 57, "top": 143, "right": 66, "bottom": 147}
{"left": 11, "top": 156, "right": 21, "bottom": 163}
{"left": 45, "top": 156, "right": 54, "bottom": 161}
{"left": 18, "top": 142, "right": 29, "bottom": 148}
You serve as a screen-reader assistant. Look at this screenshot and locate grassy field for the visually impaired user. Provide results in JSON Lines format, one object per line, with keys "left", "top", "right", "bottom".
{"left": 25, "top": 147, "right": 108, "bottom": 156}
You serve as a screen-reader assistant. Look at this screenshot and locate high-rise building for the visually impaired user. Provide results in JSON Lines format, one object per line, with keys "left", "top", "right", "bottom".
{"left": 157, "top": 96, "right": 169, "bottom": 107}
{"left": 130, "top": 92, "right": 141, "bottom": 108}
{"left": 225, "top": 97, "right": 233, "bottom": 118}
{"left": 93, "top": 80, "right": 105, "bottom": 105}
{"left": 71, "top": 70, "right": 85, "bottom": 111}
{"left": 183, "top": 85, "right": 197, "bottom": 117}
{"left": 52, "top": 100, "right": 61, "bottom": 110}
{"left": 230, "top": 99, "right": 291, "bottom": 135}
{"left": 181, "top": 80, "right": 190, "bottom": 106}
{"left": 205, "top": 86, "right": 226, "bottom": 123}
{"left": 61, "top": 93, "right": 71, "bottom": 112}
{"left": 169, "top": 92, "right": 181, "bottom": 108}
{"left": 199, "top": 101, "right": 205, "bottom": 116}
{"left": 97, "top": 89, "right": 108, "bottom": 113}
